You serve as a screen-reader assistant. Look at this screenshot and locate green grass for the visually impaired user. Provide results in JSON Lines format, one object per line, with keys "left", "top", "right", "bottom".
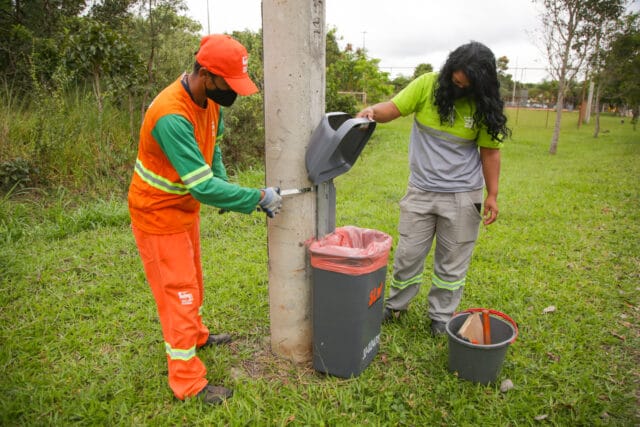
{"left": 1, "top": 110, "right": 638, "bottom": 425}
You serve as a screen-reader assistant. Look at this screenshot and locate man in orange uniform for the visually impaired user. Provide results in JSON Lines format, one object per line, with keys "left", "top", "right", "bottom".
{"left": 128, "top": 34, "right": 282, "bottom": 405}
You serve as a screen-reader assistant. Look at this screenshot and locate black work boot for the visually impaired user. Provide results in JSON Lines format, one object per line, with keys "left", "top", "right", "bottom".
{"left": 382, "top": 307, "right": 405, "bottom": 323}
{"left": 197, "top": 384, "right": 233, "bottom": 405}
{"left": 200, "top": 333, "right": 232, "bottom": 349}
{"left": 430, "top": 320, "right": 447, "bottom": 336}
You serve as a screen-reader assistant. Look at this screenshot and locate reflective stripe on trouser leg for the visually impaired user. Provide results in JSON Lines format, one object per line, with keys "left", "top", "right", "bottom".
{"left": 132, "top": 221, "right": 210, "bottom": 400}
{"left": 427, "top": 189, "right": 483, "bottom": 322}
{"left": 386, "top": 185, "right": 437, "bottom": 311}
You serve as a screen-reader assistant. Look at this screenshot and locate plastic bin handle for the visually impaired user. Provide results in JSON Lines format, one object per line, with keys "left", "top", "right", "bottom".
{"left": 460, "top": 308, "right": 519, "bottom": 344}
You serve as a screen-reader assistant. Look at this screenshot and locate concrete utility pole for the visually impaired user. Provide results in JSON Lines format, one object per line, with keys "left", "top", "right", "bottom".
{"left": 262, "top": 0, "right": 326, "bottom": 363}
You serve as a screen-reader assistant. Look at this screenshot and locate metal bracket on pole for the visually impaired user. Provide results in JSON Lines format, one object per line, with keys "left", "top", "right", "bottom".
{"left": 316, "top": 179, "right": 336, "bottom": 238}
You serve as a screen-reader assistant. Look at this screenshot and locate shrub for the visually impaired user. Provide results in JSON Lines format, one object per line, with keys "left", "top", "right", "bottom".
{"left": 0, "top": 158, "right": 38, "bottom": 193}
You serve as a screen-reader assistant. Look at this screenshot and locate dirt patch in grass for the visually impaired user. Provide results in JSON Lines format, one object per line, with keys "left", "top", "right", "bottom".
{"left": 229, "top": 336, "right": 317, "bottom": 384}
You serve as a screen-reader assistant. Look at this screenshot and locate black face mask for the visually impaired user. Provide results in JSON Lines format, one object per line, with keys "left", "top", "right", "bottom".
{"left": 452, "top": 85, "right": 471, "bottom": 99}
{"left": 206, "top": 88, "right": 238, "bottom": 107}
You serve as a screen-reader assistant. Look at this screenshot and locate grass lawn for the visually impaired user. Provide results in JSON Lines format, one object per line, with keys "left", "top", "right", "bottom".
{"left": 1, "top": 109, "right": 638, "bottom": 425}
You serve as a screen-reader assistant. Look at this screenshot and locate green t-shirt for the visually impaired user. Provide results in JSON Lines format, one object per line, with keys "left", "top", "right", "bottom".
{"left": 391, "top": 72, "right": 502, "bottom": 192}
{"left": 392, "top": 72, "right": 503, "bottom": 149}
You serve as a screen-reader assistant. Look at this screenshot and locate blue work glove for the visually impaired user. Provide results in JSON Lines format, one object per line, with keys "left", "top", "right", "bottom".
{"left": 258, "top": 187, "right": 282, "bottom": 218}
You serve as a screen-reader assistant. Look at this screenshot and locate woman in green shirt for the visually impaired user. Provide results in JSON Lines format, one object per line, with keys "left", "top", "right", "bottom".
{"left": 357, "top": 41, "right": 511, "bottom": 336}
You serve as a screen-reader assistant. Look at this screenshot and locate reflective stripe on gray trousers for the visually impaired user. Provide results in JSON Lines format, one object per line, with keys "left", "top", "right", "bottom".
{"left": 386, "top": 186, "right": 483, "bottom": 323}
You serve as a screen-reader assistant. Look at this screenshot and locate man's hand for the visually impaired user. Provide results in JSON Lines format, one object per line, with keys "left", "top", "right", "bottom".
{"left": 483, "top": 195, "right": 498, "bottom": 225}
{"left": 258, "top": 187, "right": 282, "bottom": 218}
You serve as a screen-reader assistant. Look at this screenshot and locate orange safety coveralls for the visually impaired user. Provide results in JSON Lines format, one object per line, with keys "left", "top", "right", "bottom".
{"left": 128, "top": 77, "right": 223, "bottom": 400}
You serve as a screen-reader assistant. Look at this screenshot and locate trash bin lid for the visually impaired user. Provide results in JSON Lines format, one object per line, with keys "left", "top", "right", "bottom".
{"left": 306, "top": 112, "right": 376, "bottom": 185}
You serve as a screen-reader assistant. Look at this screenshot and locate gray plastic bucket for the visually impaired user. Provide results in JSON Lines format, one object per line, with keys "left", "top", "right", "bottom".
{"left": 446, "top": 309, "right": 518, "bottom": 385}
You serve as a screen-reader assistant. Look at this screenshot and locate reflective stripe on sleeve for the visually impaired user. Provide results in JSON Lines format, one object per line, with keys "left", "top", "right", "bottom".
{"left": 181, "top": 165, "right": 213, "bottom": 189}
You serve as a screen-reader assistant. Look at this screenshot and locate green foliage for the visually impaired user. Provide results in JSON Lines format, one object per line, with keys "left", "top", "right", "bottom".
{"left": 412, "top": 62, "right": 433, "bottom": 79}
{"left": 214, "top": 31, "right": 265, "bottom": 168}
{"left": 219, "top": 95, "right": 265, "bottom": 168}
{"left": 63, "top": 18, "right": 145, "bottom": 109}
{"left": 327, "top": 47, "right": 394, "bottom": 105}
{"left": 88, "top": 0, "right": 137, "bottom": 30}
{"left": 391, "top": 74, "right": 412, "bottom": 93}
{"left": 0, "top": 89, "right": 137, "bottom": 198}
{"left": 4, "top": 5, "right": 636, "bottom": 199}
{"left": 0, "top": 111, "right": 638, "bottom": 425}
{"left": 601, "top": 12, "right": 640, "bottom": 108}
{"left": 134, "top": 0, "right": 201, "bottom": 92}
{"left": 326, "top": 89, "right": 359, "bottom": 115}
{"left": 0, "top": 0, "right": 87, "bottom": 95}
{"left": 0, "top": 158, "right": 38, "bottom": 193}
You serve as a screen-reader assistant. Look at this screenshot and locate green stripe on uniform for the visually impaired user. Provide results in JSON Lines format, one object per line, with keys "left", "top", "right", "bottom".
{"left": 391, "top": 274, "right": 423, "bottom": 290}
{"left": 431, "top": 273, "right": 465, "bottom": 290}
{"left": 165, "top": 342, "right": 196, "bottom": 361}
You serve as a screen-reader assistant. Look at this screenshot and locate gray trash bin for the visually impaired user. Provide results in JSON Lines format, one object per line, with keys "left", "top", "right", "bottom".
{"left": 308, "top": 226, "right": 392, "bottom": 378}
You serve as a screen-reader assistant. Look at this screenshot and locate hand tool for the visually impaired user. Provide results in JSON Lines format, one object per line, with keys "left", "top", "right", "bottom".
{"left": 279, "top": 187, "right": 314, "bottom": 196}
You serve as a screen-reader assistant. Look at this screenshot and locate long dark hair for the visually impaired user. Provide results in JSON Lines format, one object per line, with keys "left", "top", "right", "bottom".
{"left": 434, "top": 41, "right": 511, "bottom": 142}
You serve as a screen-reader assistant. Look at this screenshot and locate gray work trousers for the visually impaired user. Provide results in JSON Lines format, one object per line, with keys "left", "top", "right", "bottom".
{"left": 386, "top": 185, "right": 483, "bottom": 323}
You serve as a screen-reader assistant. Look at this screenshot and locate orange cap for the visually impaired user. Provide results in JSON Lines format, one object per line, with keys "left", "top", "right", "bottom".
{"left": 195, "top": 34, "right": 259, "bottom": 96}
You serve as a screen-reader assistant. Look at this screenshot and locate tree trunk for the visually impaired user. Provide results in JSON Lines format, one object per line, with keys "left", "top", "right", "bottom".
{"left": 92, "top": 70, "right": 103, "bottom": 114}
{"left": 142, "top": 0, "right": 155, "bottom": 117}
{"left": 128, "top": 91, "right": 136, "bottom": 142}
{"left": 593, "top": 82, "right": 601, "bottom": 138}
{"left": 577, "top": 80, "right": 586, "bottom": 129}
{"left": 585, "top": 81, "right": 594, "bottom": 124}
{"left": 549, "top": 82, "right": 565, "bottom": 154}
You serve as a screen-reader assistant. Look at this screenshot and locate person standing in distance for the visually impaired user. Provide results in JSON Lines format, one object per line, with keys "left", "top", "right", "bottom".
{"left": 357, "top": 41, "right": 510, "bottom": 336}
{"left": 128, "top": 34, "right": 282, "bottom": 405}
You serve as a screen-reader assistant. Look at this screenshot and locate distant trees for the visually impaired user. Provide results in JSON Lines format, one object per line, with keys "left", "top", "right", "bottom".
{"left": 0, "top": 3, "right": 398, "bottom": 177}
{"left": 596, "top": 12, "right": 640, "bottom": 133}
{"left": 0, "top": 0, "right": 199, "bottom": 125}
{"left": 412, "top": 63, "right": 433, "bottom": 79}
{"left": 1, "top": 0, "right": 637, "bottom": 186}
{"left": 535, "top": 0, "right": 626, "bottom": 153}
{"left": 325, "top": 29, "right": 394, "bottom": 112}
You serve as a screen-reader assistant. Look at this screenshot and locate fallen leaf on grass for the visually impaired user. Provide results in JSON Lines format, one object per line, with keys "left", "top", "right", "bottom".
{"left": 543, "top": 306, "right": 556, "bottom": 314}
{"left": 500, "top": 379, "right": 514, "bottom": 393}
{"left": 546, "top": 352, "right": 560, "bottom": 362}
{"left": 535, "top": 414, "right": 548, "bottom": 421}
{"left": 611, "top": 332, "right": 626, "bottom": 341}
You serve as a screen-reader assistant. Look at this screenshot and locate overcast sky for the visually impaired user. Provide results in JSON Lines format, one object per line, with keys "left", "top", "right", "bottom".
{"left": 182, "top": 0, "right": 637, "bottom": 84}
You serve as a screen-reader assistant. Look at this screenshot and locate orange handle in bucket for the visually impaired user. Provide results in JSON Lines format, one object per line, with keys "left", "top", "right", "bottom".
{"left": 461, "top": 308, "right": 518, "bottom": 344}
{"left": 482, "top": 310, "right": 491, "bottom": 345}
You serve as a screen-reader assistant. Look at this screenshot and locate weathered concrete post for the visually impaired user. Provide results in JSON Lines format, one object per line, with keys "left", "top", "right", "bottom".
{"left": 262, "top": 0, "right": 326, "bottom": 362}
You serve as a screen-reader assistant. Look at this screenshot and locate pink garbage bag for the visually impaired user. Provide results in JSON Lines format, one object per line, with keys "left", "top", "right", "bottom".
{"left": 308, "top": 226, "right": 392, "bottom": 275}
